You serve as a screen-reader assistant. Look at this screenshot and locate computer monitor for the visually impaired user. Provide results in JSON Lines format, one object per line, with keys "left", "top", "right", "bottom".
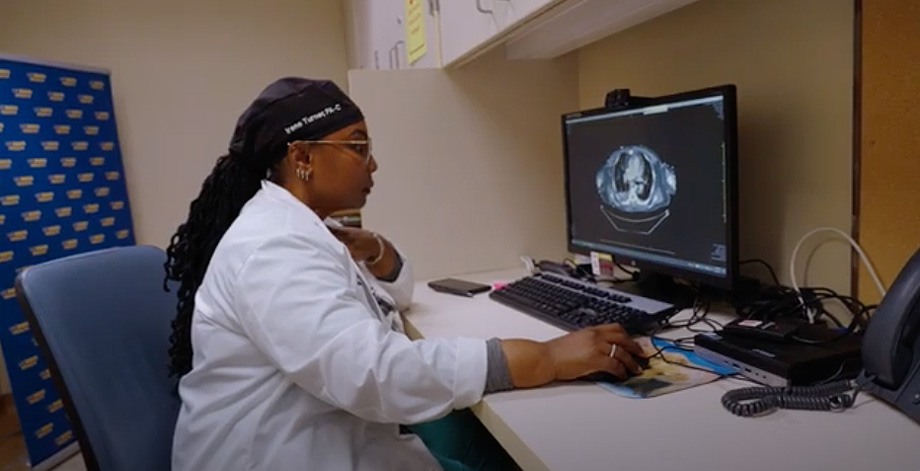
{"left": 562, "top": 84, "right": 739, "bottom": 301}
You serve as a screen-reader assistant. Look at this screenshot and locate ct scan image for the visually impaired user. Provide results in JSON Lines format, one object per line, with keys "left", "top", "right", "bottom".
{"left": 595, "top": 144, "right": 677, "bottom": 235}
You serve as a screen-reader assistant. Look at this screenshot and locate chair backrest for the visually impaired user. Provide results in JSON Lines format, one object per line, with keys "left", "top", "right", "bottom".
{"left": 15, "top": 245, "right": 180, "bottom": 471}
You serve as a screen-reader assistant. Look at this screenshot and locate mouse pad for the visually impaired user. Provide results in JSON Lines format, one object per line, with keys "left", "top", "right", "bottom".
{"left": 595, "top": 337, "right": 734, "bottom": 399}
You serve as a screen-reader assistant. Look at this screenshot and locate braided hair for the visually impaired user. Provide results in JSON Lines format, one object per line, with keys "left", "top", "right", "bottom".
{"left": 164, "top": 153, "right": 266, "bottom": 377}
{"left": 163, "top": 77, "right": 365, "bottom": 378}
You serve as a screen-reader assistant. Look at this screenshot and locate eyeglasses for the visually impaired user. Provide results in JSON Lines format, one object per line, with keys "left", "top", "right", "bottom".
{"left": 293, "top": 139, "right": 373, "bottom": 166}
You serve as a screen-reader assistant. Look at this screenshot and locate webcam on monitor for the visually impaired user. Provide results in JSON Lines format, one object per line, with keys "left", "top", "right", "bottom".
{"left": 604, "top": 88, "right": 655, "bottom": 111}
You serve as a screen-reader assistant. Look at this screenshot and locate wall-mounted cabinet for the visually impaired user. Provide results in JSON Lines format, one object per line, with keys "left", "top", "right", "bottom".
{"left": 438, "top": 0, "right": 506, "bottom": 66}
{"left": 504, "top": 0, "right": 698, "bottom": 60}
{"left": 345, "top": 0, "right": 699, "bottom": 70}
{"left": 344, "top": 0, "right": 440, "bottom": 70}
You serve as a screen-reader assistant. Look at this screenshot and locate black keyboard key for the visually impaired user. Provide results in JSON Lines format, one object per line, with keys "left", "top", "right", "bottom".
{"left": 488, "top": 274, "right": 674, "bottom": 333}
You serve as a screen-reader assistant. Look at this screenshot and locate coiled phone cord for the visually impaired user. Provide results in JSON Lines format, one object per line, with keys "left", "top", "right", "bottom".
{"left": 721, "top": 379, "right": 859, "bottom": 417}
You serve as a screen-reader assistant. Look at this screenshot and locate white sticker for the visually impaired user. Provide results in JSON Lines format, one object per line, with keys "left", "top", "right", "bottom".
{"left": 590, "top": 251, "right": 614, "bottom": 277}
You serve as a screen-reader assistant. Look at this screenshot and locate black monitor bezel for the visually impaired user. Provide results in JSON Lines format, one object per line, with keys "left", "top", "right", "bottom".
{"left": 561, "top": 84, "right": 739, "bottom": 291}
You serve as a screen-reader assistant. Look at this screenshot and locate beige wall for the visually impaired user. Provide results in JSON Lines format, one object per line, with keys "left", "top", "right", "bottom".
{"left": 577, "top": 0, "right": 855, "bottom": 293}
{"left": 0, "top": 0, "right": 348, "bottom": 394}
{"left": 350, "top": 51, "right": 578, "bottom": 279}
{"left": 0, "top": 0, "right": 349, "bottom": 248}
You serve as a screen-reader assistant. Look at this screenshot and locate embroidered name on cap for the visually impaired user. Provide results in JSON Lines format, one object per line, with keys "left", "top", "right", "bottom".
{"left": 284, "top": 103, "right": 343, "bottom": 135}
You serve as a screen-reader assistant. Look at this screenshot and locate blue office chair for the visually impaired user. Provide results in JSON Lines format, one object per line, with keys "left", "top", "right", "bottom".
{"left": 15, "top": 245, "right": 181, "bottom": 471}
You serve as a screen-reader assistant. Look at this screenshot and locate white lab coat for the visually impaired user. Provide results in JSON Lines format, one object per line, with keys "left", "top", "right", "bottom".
{"left": 171, "top": 180, "right": 489, "bottom": 471}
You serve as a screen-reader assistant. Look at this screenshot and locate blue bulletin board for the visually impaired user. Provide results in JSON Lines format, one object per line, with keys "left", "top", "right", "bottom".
{"left": 0, "top": 54, "right": 136, "bottom": 470}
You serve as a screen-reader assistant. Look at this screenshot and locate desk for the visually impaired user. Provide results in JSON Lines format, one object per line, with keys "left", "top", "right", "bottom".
{"left": 404, "top": 268, "right": 920, "bottom": 471}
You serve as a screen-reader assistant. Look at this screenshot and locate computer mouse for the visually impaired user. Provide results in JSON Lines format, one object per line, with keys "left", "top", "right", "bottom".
{"left": 580, "top": 355, "right": 651, "bottom": 383}
{"left": 635, "top": 355, "right": 651, "bottom": 370}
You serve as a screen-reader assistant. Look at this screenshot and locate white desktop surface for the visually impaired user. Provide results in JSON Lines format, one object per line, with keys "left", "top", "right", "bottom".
{"left": 404, "top": 268, "right": 920, "bottom": 471}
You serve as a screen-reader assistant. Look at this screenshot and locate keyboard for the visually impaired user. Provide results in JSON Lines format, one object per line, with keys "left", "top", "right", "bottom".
{"left": 489, "top": 273, "right": 678, "bottom": 333}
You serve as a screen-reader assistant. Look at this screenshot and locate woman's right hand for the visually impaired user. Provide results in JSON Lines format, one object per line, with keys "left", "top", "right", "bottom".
{"left": 545, "top": 324, "right": 645, "bottom": 381}
{"left": 499, "top": 324, "right": 646, "bottom": 389}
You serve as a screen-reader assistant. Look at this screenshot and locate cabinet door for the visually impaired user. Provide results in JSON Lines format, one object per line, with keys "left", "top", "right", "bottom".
{"left": 365, "top": 0, "right": 400, "bottom": 70}
{"left": 371, "top": 0, "right": 404, "bottom": 70}
{"left": 344, "top": 0, "right": 397, "bottom": 70}
{"left": 349, "top": 0, "right": 441, "bottom": 70}
{"left": 400, "top": 0, "right": 441, "bottom": 68}
{"left": 439, "top": 0, "right": 503, "bottom": 66}
{"left": 382, "top": 0, "right": 441, "bottom": 69}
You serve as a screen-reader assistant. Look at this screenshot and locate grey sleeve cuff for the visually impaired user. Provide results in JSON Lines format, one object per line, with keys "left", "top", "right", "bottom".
{"left": 484, "top": 337, "right": 514, "bottom": 394}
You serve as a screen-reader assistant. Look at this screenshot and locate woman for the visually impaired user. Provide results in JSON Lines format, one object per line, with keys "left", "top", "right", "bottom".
{"left": 165, "top": 77, "right": 644, "bottom": 471}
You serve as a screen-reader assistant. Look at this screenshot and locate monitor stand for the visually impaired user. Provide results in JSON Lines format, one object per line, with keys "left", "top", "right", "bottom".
{"left": 612, "top": 271, "right": 698, "bottom": 308}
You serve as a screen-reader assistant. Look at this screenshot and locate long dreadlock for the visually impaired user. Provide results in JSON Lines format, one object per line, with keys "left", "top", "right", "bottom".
{"left": 163, "top": 76, "right": 366, "bottom": 378}
{"left": 164, "top": 153, "right": 265, "bottom": 377}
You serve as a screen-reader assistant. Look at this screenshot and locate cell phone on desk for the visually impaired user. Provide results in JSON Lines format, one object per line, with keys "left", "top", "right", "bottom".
{"left": 427, "top": 278, "right": 491, "bottom": 297}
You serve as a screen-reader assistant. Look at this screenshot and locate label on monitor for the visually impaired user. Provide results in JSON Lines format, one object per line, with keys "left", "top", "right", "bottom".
{"left": 590, "top": 251, "right": 614, "bottom": 277}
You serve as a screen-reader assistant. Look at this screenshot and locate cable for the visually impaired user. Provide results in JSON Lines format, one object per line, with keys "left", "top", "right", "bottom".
{"left": 644, "top": 336, "right": 733, "bottom": 376}
{"left": 721, "top": 373, "right": 874, "bottom": 417}
{"left": 520, "top": 256, "right": 536, "bottom": 274}
{"left": 733, "top": 285, "right": 802, "bottom": 322}
{"left": 789, "top": 227, "right": 886, "bottom": 323}
{"left": 556, "top": 257, "right": 637, "bottom": 284}
{"left": 740, "top": 258, "right": 781, "bottom": 286}
{"left": 781, "top": 288, "right": 875, "bottom": 344}
{"left": 731, "top": 258, "right": 874, "bottom": 344}
{"left": 639, "top": 295, "right": 730, "bottom": 377}
{"left": 721, "top": 380, "right": 857, "bottom": 417}
{"left": 733, "top": 287, "right": 873, "bottom": 346}
{"left": 815, "top": 357, "right": 863, "bottom": 385}
{"left": 614, "top": 261, "right": 637, "bottom": 276}
{"left": 561, "top": 257, "right": 636, "bottom": 284}
{"left": 659, "top": 294, "right": 722, "bottom": 333}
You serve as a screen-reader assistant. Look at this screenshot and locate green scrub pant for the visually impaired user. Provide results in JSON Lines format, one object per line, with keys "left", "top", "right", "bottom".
{"left": 405, "top": 409, "right": 519, "bottom": 471}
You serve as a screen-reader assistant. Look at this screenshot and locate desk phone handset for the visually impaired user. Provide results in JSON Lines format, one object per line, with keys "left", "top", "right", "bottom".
{"left": 858, "top": 246, "right": 920, "bottom": 423}
{"left": 723, "top": 246, "right": 920, "bottom": 421}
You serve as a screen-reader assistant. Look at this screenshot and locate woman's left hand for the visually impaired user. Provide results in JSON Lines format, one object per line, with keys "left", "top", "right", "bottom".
{"left": 329, "top": 225, "right": 400, "bottom": 279}
{"left": 328, "top": 226, "right": 383, "bottom": 263}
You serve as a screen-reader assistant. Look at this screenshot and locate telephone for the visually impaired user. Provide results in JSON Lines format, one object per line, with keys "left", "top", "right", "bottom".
{"left": 858, "top": 246, "right": 920, "bottom": 423}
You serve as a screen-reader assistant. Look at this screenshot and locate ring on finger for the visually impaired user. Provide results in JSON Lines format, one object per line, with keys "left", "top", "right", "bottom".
{"left": 609, "top": 344, "right": 618, "bottom": 358}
